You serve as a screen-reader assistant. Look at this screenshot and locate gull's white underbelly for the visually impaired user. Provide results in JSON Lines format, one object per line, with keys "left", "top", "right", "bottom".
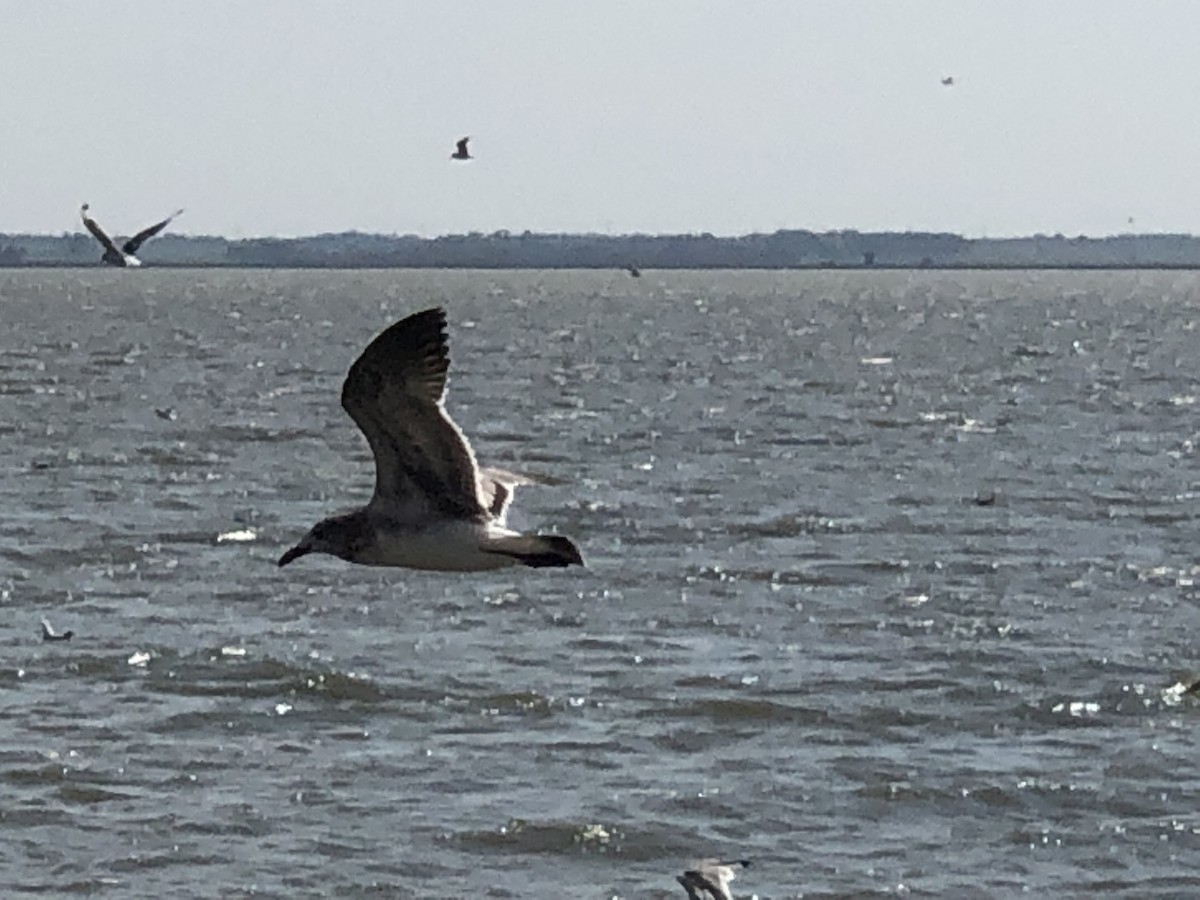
{"left": 355, "top": 520, "right": 518, "bottom": 572}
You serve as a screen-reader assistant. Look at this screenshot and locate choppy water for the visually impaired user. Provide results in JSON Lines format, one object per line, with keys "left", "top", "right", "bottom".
{"left": 2, "top": 268, "right": 1200, "bottom": 898}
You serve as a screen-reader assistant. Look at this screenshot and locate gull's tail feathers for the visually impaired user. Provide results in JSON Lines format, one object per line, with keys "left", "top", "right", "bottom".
{"left": 484, "top": 534, "right": 584, "bottom": 568}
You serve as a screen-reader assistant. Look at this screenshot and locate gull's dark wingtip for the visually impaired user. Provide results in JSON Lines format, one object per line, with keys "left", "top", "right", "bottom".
{"left": 342, "top": 307, "right": 452, "bottom": 410}
{"left": 528, "top": 535, "right": 585, "bottom": 568}
{"left": 369, "top": 307, "right": 448, "bottom": 349}
{"left": 412, "top": 306, "right": 447, "bottom": 334}
{"left": 556, "top": 536, "right": 586, "bottom": 568}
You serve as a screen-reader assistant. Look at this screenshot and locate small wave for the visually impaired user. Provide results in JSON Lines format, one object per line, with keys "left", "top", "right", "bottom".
{"left": 144, "top": 654, "right": 385, "bottom": 703}
{"left": 474, "top": 690, "right": 556, "bottom": 717}
{"left": 644, "top": 697, "right": 832, "bottom": 727}
{"left": 204, "top": 424, "right": 327, "bottom": 444}
{"left": 453, "top": 817, "right": 622, "bottom": 856}
{"left": 727, "top": 512, "right": 858, "bottom": 539}
{"left": 215, "top": 528, "right": 257, "bottom": 543}
{"left": 60, "top": 783, "right": 137, "bottom": 805}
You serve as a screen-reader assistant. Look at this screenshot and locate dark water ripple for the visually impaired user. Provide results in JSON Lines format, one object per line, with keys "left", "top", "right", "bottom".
{"left": 3, "top": 269, "right": 1200, "bottom": 896}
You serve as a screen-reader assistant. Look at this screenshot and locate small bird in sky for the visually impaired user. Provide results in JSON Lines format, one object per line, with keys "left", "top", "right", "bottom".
{"left": 451, "top": 137, "right": 472, "bottom": 160}
{"left": 941, "top": 76, "right": 955, "bottom": 87}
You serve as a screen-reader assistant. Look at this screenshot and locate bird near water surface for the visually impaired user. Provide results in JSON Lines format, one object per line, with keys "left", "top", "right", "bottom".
{"left": 41, "top": 618, "right": 73, "bottom": 642}
{"left": 677, "top": 858, "right": 751, "bottom": 900}
{"left": 80, "top": 204, "right": 183, "bottom": 267}
{"left": 278, "top": 308, "right": 584, "bottom": 572}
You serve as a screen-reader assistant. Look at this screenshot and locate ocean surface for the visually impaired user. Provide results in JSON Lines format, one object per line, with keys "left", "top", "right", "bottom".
{"left": 2, "top": 268, "right": 1200, "bottom": 899}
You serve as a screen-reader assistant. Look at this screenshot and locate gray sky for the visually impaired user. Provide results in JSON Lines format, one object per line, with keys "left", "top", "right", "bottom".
{"left": 3, "top": 1, "right": 1199, "bottom": 238}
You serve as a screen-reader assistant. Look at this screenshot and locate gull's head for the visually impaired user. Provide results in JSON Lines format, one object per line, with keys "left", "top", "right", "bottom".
{"left": 278, "top": 513, "right": 362, "bottom": 567}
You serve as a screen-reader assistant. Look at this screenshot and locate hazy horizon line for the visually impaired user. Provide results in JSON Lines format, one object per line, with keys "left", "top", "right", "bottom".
{"left": 5, "top": 226, "right": 1196, "bottom": 242}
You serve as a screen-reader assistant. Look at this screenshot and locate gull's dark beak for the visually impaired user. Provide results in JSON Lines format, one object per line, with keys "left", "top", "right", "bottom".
{"left": 278, "top": 543, "right": 311, "bottom": 567}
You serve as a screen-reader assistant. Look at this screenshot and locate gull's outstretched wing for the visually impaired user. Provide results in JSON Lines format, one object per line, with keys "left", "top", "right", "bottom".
{"left": 123, "top": 208, "right": 183, "bottom": 254}
{"left": 80, "top": 204, "right": 119, "bottom": 256}
{"left": 341, "top": 308, "right": 487, "bottom": 520}
{"left": 676, "top": 859, "right": 749, "bottom": 900}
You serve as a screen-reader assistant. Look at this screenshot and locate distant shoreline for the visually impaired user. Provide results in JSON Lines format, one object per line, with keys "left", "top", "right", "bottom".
{"left": 7, "top": 262, "right": 1200, "bottom": 272}
{"left": 5, "top": 228, "right": 1200, "bottom": 269}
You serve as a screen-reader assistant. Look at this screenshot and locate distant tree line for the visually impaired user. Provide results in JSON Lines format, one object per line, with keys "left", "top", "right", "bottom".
{"left": 4, "top": 228, "right": 1200, "bottom": 269}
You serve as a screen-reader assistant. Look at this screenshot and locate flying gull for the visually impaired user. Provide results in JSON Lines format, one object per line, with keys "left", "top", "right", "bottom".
{"left": 941, "top": 76, "right": 955, "bottom": 86}
{"left": 677, "top": 859, "right": 750, "bottom": 900}
{"left": 278, "top": 308, "right": 584, "bottom": 572}
{"left": 41, "top": 618, "right": 74, "bottom": 642}
{"left": 451, "top": 136, "right": 473, "bottom": 160}
{"left": 80, "top": 204, "right": 184, "bottom": 267}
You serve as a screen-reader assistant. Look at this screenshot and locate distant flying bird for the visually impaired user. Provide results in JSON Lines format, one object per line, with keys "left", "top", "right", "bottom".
{"left": 677, "top": 859, "right": 750, "bottom": 900}
{"left": 972, "top": 489, "right": 997, "bottom": 507}
{"left": 80, "top": 204, "right": 183, "bottom": 267}
{"left": 278, "top": 307, "right": 585, "bottom": 572}
{"left": 451, "top": 136, "right": 472, "bottom": 160}
{"left": 941, "top": 76, "right": 955, "bottom": 86}
{"left": 41, "top": 618, "right": 74, "bottom": 642}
